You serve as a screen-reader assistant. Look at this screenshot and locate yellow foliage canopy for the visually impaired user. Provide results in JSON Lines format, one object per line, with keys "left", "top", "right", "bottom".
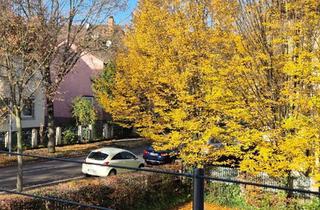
{"left": 95, "top": 0, "right": 320, "bottom": 180}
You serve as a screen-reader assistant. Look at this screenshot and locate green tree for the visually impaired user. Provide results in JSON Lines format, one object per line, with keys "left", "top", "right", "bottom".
{"left": 93, "top": 62, "right": 116, "bottom": 100}
{"left": 72, "top": 97, "right": 97, "bottom": 126}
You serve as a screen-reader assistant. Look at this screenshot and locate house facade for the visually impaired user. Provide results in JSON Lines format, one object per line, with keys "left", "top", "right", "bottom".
{"left": 53, "top": 52, "right": 107, "bottom": 126}
{"left": 0, "top": 16, "right": 120, "bottom": 133}
{"left": 0, "top": 90, "right": 45, "bottom": 132}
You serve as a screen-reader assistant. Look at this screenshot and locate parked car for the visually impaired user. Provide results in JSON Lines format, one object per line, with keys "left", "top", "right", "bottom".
{"left": 143, "top": 146, "right": 178, "bottom": 164}
{"left": 82, "top": 147, "right": 145, "bottom": 177}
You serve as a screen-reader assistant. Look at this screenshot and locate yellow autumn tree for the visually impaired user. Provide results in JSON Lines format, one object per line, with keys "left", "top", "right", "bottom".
{"left": 210, "top": 0, "right": 320, "bottom": 181}
{"left": 95, "top": 0, "right": 320, "bottom": 184}
{"left": 94, "top": 0, "right": 238, "bottom": 166}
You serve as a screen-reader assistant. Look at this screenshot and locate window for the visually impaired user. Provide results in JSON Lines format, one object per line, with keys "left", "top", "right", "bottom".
{"left": 22, "top": 98, "right": 34, "bottom": 119}
{"left": 112, "top": 152, "right": 136, "bottom": 160}
{"left": 122, "top": 152, "right": 136, "bottom": 160}
{"left": 112, "top": 153, "right": 123, "bottom": 160}
{"left": 88, "top": 152, "right": 108, "bottom": 160}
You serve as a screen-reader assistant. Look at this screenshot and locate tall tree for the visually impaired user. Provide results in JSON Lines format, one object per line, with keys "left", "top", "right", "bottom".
{"left": 96, "top": 0, "right": 320, "bottom": 184}
{"left": 206, "top": 0, "right": 320, "bottom": 187}
{"left": 0, "top": 7, "right": 44, "bottom": 192}
{"left": 95, "top": 0, "right": 234, "bottom": 166}
{"left": 13, "top": 0, "right": 126, "bottom": 153}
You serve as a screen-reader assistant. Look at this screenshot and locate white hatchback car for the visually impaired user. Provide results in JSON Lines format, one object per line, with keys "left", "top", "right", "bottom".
{"left": 82, "top": 147, "right": 145, "bottom": 177}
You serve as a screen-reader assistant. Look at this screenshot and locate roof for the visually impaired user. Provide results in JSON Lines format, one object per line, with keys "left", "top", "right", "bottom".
{"left": 57, "top": 21, "right": 124, "bottom": 64}
{"left": 87, "top": 24, "right": 124, "bottom": 63}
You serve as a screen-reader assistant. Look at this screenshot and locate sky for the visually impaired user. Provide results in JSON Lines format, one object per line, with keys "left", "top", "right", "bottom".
{"left": 113, "top": 0, "right": 138, "bottom": 26}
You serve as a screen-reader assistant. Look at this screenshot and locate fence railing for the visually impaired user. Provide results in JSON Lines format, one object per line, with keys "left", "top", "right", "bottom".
{"left": 0, "top": 150, "right": 320, "bottom": 210}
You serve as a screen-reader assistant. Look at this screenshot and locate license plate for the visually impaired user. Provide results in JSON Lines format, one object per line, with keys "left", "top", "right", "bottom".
{"left": 150, "top": 152, "right": 158, "bottom": 156}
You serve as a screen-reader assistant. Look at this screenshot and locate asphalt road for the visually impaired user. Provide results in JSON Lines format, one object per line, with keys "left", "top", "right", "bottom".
{"left": 0, "top": 146, "right": 145, "bottom": 191}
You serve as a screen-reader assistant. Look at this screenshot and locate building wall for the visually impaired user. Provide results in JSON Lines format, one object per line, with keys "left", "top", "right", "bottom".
{"left": 0, "top": 90, "right": 45, "bottom": 132}
{"left": 0, "top": 52, "right": 107, "bottom": 132}
{"left": 20, "top": 90, "right": 46, "bottom": 130}
{"left": 53, "top": 53, "right": 105, "bottom": 122}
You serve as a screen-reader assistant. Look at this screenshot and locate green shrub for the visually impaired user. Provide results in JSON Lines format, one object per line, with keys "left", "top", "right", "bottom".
{"left": 62, "top": 128, "right": 77, "bottom": 145}
{"left": 72, "top": 97, "right": 97, "bottom": 126}
{"left": 205, "top": 182, "right": 320, "bottom": 210}
{"left": 205, "top": 182, "right": 250, "bottom": 209}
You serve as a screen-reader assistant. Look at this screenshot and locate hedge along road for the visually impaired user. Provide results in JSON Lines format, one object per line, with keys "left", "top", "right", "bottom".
{"left": 0, "top": 143, "right": 145, "bottom": 191}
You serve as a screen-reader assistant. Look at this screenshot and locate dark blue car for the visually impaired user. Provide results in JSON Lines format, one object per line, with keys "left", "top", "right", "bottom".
{"left": 143, "top": 146, "right": 177, "bottom": 164}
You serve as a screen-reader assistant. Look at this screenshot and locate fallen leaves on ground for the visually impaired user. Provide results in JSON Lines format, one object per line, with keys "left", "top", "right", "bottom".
{"left": 171, "top": 202, "right": 234, "bottom": 210}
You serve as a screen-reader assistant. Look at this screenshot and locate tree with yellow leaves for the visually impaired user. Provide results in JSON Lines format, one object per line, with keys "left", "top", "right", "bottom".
{"left": 210, "top": 0, "right": 320, "bottom": 186}
{"left": 94, "top": 0, "right": 236, "bottom": 166}
{"left": 95, "top": 0, "right": 320, "bottom": 187}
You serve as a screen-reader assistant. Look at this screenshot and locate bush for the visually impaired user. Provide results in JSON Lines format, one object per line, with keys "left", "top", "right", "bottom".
{"left": 0, "top": 171, "right": 190, "bottom": 210}
{"left": 62, "top": 128, "right": 77, "bottom": 145}
{"left": 72, "top": 97, "right": 97, "bottom": 127}
{"left": 205, "top": 182, "right": 320, "bottom": 210}
{"left": 205, "top": 182, "right": 249, "bottom": 209}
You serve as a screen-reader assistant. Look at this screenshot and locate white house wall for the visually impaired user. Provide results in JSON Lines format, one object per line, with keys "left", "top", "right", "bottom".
{"left": 0, "top": 90, "right": 45, "bottom": 132}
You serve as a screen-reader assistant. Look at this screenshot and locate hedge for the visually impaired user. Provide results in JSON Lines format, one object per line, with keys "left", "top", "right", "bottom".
{"left": 0, "top": 170, "right": 190, "bottom": 210}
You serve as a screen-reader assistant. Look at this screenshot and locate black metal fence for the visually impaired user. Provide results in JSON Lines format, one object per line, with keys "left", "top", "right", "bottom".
{"left": 0, "top": 151, "right": 320, "bottom": 210}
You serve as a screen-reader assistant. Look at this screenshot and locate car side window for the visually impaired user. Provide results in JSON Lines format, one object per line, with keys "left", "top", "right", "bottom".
{"left": 112, "top": 153, "right": 123, "bottom": 160}
{"left": 122, "top": 152, "right": 136, "bottom": 159}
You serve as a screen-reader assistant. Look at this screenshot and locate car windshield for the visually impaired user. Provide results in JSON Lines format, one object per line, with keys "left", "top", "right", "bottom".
{"left": 88, "top": 152, "right": 108, "bottom": 160}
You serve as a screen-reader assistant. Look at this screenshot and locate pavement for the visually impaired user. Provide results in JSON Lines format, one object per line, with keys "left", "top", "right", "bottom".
{"left": 0, "top": 144, "right": 145, "bottom": 191}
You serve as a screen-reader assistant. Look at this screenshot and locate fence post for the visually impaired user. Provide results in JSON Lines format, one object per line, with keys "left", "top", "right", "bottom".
{"left": 88, "top": 124, "right": 93, "bottom": 141}
{"left": 103, "top": 123, "right": 110, "bottom": 139}
{"left": 55, "top": 127, "right": 62, "bottom": 146}
{"left": 78, "top": 125, "right": 83, "bottom": 143}
{"left": 193, "top": 168, "right": 204, "bottom": 210}
{"left": 31, "top": 129, "right": 38, "bottom": 148}
{"left": 4, "top": 132, "right": 8, "bottom": 149}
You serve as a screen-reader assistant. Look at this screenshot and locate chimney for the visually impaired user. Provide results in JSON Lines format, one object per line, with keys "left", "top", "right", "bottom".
{"left": 107, "top": 16, "right": 115, "bottom": 35}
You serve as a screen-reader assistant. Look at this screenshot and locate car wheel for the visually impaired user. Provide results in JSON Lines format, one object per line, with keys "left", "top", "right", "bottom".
{"left": 108, "top": 169, "right": 117, "bottom": 176}
{"left": 138, "top": 164, "right": 144, "bottom": 169}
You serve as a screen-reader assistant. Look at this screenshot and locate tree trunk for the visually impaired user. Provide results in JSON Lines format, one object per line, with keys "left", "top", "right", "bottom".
{"left": 39, "top": 124, "right": 44, "bottom": 145}
{"left": 14, "top": 107, "right": 23, "bottom": 192}
{"left": 286, "top": 171, "right": 294, "bottom": 199}
{"left": 47, "top": 99, "right": 55, "bottom": 153}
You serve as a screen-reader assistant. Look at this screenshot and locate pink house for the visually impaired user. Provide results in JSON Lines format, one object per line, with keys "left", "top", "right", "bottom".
{"left": 1, "top": 17, "right": 122, "bottom": 131}
{"left": 53, "top": 52, "right": 107, "bottom": 125}
{"left": 52, "top": 16, "right": 122, "bottom": 126}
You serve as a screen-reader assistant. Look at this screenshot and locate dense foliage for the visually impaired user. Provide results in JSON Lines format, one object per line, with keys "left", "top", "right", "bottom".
{"left": 72, "top": 97, "right": 97, "bottom": 126}
{"left": 95, "top": 0, "right": 320, "bottom": 184}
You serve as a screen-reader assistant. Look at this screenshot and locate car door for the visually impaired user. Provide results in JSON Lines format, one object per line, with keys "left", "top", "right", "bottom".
{"left": 110, "top": 152, "right": 126, "bottom": 173}
{"left": 121, "top": 152, "right": 140, "bottom": 169}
